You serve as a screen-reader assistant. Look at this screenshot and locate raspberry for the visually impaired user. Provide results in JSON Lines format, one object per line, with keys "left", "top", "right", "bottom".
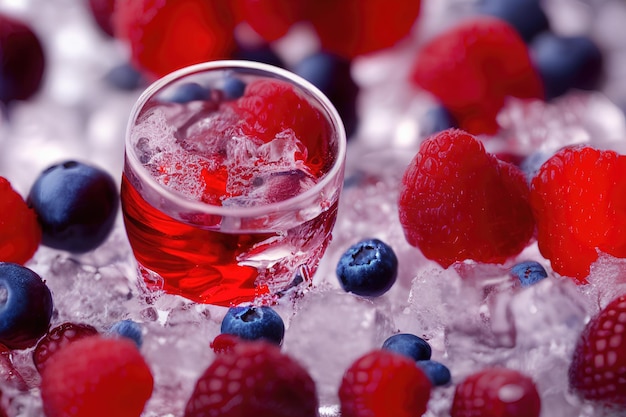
{"left": 569, "top": 294, "right": 626, "bottom": 408}
{"left": 236, "top": 0, "right": 306, "bottom": 42}
{"left": 113, "top": 0, "right": 238, "bottom": 79}
{"left": 233, "top": 79, "right": 332, "bottom": 177}
{"left": 338, "top": 349, "right": 432, "bottom": 417}
{"left": 40, "top": 336, "right": 154, "bottom": 417}
{"left": 184, "top": 341, "right": 318, "bottom": 417}
{"left": 0, "top": 13, "right": 45, "bottom": 104}
{"left": 87, "top": 0, "right": 116, "bottom": 37}
{"left": 410, "top": 17, "right": 544, "bottom": 135}
{"left": 450, "top": 367, "right": 541, "bottom": 417}
{"left": 306, "top": 0, "right": 422, "bottom": 59}
{"left": 530, "top": 145, "right": 626, "bottom": 283}
{"left": 0, "top": 177, "right": 41, "bottom": 264}
{"left": 33, "top": 322, "right": 99, "bottom": 373}
{"left": 398, "top": 129, "right": 535, "bottom": 269}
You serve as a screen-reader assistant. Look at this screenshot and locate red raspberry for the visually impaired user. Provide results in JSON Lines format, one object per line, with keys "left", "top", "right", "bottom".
{"left": 233, "top": 79, "right": 332, "bottom": 177}
{"left": 450, "top": 367, "right": 541, "bottom": 417}
{"left": 307, "top": 0, "right": 422, "bottom": 59}
{"left": 410, "top": 17, "right": 544, "bottom": 135}
{"left": 33, "top": 322, "right": 99, "bottom": 373}
{"left": 0, "top": 13, "right": 45, "bottom": 104}
{"left": 87, "top": 0, "right": 116, "bottom": 37}
{"left": 235, "top": 0, "right": 306, "bottom": 42}
{"left": 569, "top": 294, "right": 626, "bottom": 408}
{"left": 40, "top": 336, "right": 153, "bottom": 417}
{"left": 398, "top": 129, "right": 535, "bottom": 269}
{"left": 338, "top": 349, "right": 432, "bottom": 417}
{"left": 0, "top": 177, "right": 41, "bottom": 265}
{"left": 184, "top": 341, "right": 318, "bottom": 417}
{"left": 113, "top": 0, "right": 238, "bottom": 79}
{"left": 530, "top": 145, "right": 626, "bottom": 283}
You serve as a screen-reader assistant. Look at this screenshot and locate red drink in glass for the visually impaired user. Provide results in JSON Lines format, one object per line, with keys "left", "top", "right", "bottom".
{"left": 121, "top": 61, "right": 346, "bottom": 306}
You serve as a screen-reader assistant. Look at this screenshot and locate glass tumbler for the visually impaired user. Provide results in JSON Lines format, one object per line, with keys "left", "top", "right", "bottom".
{"left": 120, "top": 60, "right": 346, "bottom": 306}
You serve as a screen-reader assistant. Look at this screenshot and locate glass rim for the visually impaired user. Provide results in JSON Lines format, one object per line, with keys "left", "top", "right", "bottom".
{"left": 124, "top": 60, "right": 347, "bottom": 219}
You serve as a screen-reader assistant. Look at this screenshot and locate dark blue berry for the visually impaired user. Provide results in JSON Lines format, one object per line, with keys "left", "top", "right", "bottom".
{"left": 0, "top": 13, "right": 45, "bottom": 104}
{"left": 530, "top": 33, "right": 603, "bottom": 100}
{"left": 220, "top": 306, "right": 285, "bottom": 345}
{"left": 520, "top": 151, "right": 551, "bottom": 184}
{"left": 27, "top": 160, "right": 119, "bottom": 253}
{"left": 382, "top": 333, "right": 432, "bottom": 361}
{"left": 104, "top": 63, "right": 145, "bottom": 91}
{"left": 109, "top": 319, "right": 143, "bottom": 348}
{"left": 293, "top": 52, "right": 359, "bottom": 138}
{"left": 417, "top": 360, "right": 452, "bottom": 386}
{"left": 166, "top": 82, "right": 212, "bottom": 103}
{"left": 510, "top": 261, "right": 548, "bottom": 287}
{"left": 420, "top": 105, "right": 457, "bottom": 137}
{"left": 222, "top": 77, "right": 247, "bottom": 100}
{"left": 0, "top": 262, "right": 53, "bottom": 350}
{"left": 476, "top": 0, "right": 549, "bottom": 43}
{"left": 336, "top": 238, "right": 398, "bottom": 297}
{"left": 233, "top": 44, "right": 285, "bottom": 68}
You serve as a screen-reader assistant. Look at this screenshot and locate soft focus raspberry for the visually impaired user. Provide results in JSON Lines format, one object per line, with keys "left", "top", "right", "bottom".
{"left": 339, "top": 349, "right": 432, "bottom": 417}
{"left": 87, "top": 0, "right": 116, "bottom": 37}
{"left": 410, "top": 17, "right": 544, "bottom": 135}
{"left": 40, "top": 336, "right": 153, "bottom": 417}
{"left": 307, "top": 0, "right": 422, "bottom": 59}
{"left": 113, "top": 0, "right": 238, "bottom": 79}
{"left": 398, "top": 129, "right": 535, "bottom": 268}
{"left": 530, "top": 145, "right": 626, "bottom": 283}
{"left": 451, "top": 367, "right": 541, "bottom": 417}
{"left": 0, "top": 13, "right": 45, "bottom": 104}
{"left": 235, "top": 0, "right": 306, "bottom": 42}
{"left": 0, "top": 177, "right": 41, "bottom": 265}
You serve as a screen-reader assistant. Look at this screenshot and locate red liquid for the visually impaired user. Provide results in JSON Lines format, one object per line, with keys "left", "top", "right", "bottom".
{"left": 121, "top": 174, "right": 338, "bottom": 306}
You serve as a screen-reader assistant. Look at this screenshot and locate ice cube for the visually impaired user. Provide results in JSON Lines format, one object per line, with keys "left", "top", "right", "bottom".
{"left": 282, "top": 289, "right": 395, "bottom": 407}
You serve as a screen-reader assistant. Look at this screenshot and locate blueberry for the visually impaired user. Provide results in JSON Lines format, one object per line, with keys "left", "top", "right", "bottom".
{"left": 510, "top": 261, "right": 548, "bottom": 287}
{"left": 0, "top": 263, "right": 53, "bottom": 349}
{"left": 27, "top": 160, "right": 119, "bottom": 253}
{"left": 420, "top": 105, "right": 457, "bottom": 137}
{"left": 382, "top": 333, "right": 432, "bottom": 361}
{"left": 165, "top": 82, "right": 212, "bottom": 103}
{"left": 520, "top": 151, "right": 551, "bottom": 183}
{"left": 417, "top": 360, "right": 452, "bottom": 386}
{"left": 233, "top": 44, "right": 285, "bottom": 68}
{"left": 109, "top": 319, "right": 143, "bottom": 348}
{"left": 476, "top": 0, "right": 549, "bottom": 43}
{"left": 530, "top": 32, "right": 603, "bottom": 100}
{"left": 222, "top": 77, "right": 246, "bottom": 100}
{"left": 336, "top": 238, "right": 398, "bottom": 297}
{"left": 220, "top": 306, "right": 285, "bottom": 345}
{"left": 293, "top": 52, "right": 359, "bottom": 138}
{"left": 104, "top": 63, "right": 145, "bottom": 91}
{"left": 0, "top": 13, "right": 45, "bottom": 104}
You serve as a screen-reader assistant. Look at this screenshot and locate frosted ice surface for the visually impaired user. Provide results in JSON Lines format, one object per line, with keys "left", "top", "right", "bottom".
{"left": 492, "top": 92, "right": 626, "bottom": 158}
{"left": 282, "top": 289, "right": 395, "bottom": 407}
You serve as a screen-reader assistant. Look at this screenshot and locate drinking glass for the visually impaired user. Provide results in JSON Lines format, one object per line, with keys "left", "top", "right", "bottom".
{"left": 121, "top": 60, "right": 346, "bottom": 306}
